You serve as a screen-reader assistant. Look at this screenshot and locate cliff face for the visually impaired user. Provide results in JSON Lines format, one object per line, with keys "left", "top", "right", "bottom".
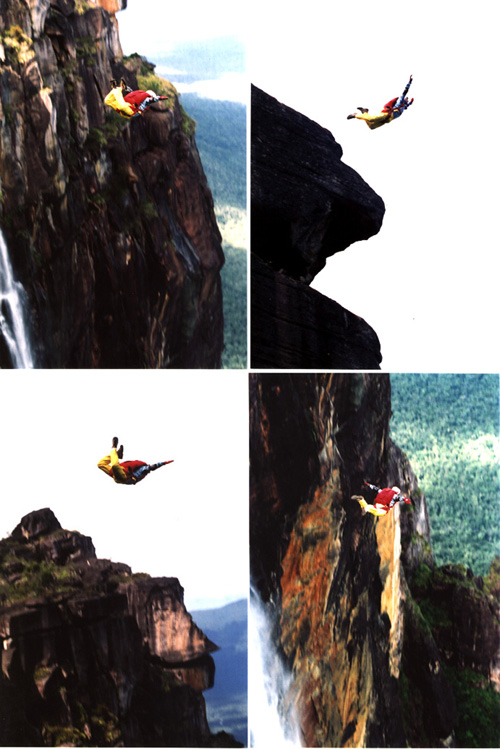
{"left": 251, "top": 86, "right": 384, "bottom": 369}
{"left": 0, "top": 508, "right": 228, "bottom": 747}
{"left": 250, "top": 374, "right": 499, "bottom": 747}
{"left": 0, "top": 0, "right": 224, "bottom": 368}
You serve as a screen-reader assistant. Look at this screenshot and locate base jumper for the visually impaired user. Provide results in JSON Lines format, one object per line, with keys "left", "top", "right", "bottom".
{"left": 351, "top": 482, "right": 412, "bottom": 516}
{"left": 347, "top": 75, "right": 414, "bottom": 129}
{"left": 104, "top": 79, "right": 169, "bottom": 119}
{"left": 98, "top": 437, "right": 173, "bottom": 485}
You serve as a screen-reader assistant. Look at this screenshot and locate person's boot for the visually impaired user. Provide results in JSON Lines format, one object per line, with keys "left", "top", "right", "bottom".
{"left": 117, "top": 445, "right": 124, "bottom": 459}
{"left": 351, "top": 495, "right": 368, "bottom": 513}
{"left": 357, "top": 107, "right": 369, "bottom": 113}
{"left": 112, "top": 437, "right": 119, "bottom": 448}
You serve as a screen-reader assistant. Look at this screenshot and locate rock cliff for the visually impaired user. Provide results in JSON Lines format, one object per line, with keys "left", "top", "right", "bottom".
{"left": 250, "top": 374, "right": 500, "bottom": 747}
{"left": 0, "top": 0, "right": 224, "bottom": 368}
{"left": 0, "top": 508, "right": 240, "bottom": 747}
{"left": 251, "top": 86, "right": 384, "bottom": 369}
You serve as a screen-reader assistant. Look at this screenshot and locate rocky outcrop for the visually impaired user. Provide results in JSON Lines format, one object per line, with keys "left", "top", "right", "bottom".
{"left": 0, "top": 508, "right": 232, "bottom": 746}
{"left": 0, "top": 0, "right": 224, "bottom": 368}
{"left": 251, "top": 86, "right": 384, "bottom": 369}
{"left": 251, "top": 255, "right": 382, "bottom": 369}
{"left": 250, "top": 374, "right": 499, "bottom": 747}
{"left": 410, "top": 560, "right": 500, "bottom": 689}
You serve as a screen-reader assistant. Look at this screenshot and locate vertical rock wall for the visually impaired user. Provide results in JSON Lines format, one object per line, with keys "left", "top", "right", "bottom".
{"left": 249, "top": 374, "right": 465, "bottom": 747}
{"left": 0, "top": 0, "right": 224, "bottom": 367}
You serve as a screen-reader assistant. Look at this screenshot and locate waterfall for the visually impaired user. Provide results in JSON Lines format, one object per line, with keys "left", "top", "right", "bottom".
{"left": 0, "top": 230, "right": 35, "bottom": 368}
{"left": 249, "top": 591, "right": 302, "bottom": 747}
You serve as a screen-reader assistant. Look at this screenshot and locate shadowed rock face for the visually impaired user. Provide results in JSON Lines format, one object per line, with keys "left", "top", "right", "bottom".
{"left": 251, "top": 255, "right": 382, "bottom": 369}
{"left": 0, "top": 510, "right": 222, "bottom": 746}
{"left": 0, "top": 0, "right": 224, "bottom": 368}
{"left": 251, "top": 86, "right": 385, "bottom": 282}
{"left": 251, "top": 86, "right": 384, "bottom": 369}
{"left": 250, "top": 374, "right": 498, "bottom": 747}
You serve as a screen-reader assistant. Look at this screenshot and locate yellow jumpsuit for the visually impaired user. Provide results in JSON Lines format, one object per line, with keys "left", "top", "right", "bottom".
{"left": 103, "top": 87, "right": 136, "bottom": 119}
{"left": 97, "top": 447, "right": 130, "bottom": 484}
{"left": 353, "top": 496, "right": 388, "bottom": 516}
{"left": 353, "top": 111, "right": 394, "bottom": 130}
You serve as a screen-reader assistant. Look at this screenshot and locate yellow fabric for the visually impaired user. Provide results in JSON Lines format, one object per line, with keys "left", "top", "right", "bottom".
{"left": 357, "top": 498, "right": 388, "bottom": 517}
{"left": 97, "top": 447, "right": 129, "bottom": 484}
{"left": 355, "top": 111, "right": 394, "bottom": 130}
{"left": 104, "top": 87, "right": 135, "bottom": 119}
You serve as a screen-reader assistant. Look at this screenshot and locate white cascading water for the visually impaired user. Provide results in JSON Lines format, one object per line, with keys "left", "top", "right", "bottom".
{"left": 0, "top": 229, "right": 35, "bottom": 368}
{"left": 249, "top": 591, "right": 302, "bottom": 747}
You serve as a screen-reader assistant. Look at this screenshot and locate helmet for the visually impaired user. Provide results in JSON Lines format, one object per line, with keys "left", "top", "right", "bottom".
{"left": 403, "top": 496, "right": 412, "bottom": 504}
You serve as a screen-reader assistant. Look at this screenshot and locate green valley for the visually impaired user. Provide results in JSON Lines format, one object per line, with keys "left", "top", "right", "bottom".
{"left": 181, "top": 94, "right": 247, "bottom": 369}
{"left": 390, "top": 374, "right": 499, "bottom": 574}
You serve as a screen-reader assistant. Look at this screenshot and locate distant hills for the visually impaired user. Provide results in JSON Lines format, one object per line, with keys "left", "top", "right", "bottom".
{"left": 193, "top": 599, "right": 248, "bottom": 746}
{"left": 153, "top": 36, "right": 245, "bottom": 86}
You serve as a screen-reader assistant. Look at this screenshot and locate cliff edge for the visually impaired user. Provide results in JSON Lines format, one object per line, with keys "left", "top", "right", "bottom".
{"left": 251, "top": 86, "right": 384, "bottom": 369}
{"left": 0, "top": 0, "right": 224, "bottom": 368}
{"left": 250, "top": 374, "right": 500, "bottom": 747}
{"left": 0, "top": 508, "right": 241, "bottom": 747}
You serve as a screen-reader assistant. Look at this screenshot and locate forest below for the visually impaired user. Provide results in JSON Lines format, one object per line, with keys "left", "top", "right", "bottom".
{"left": 390, "top": 373, "right": 499, "bottom": 575}
{"left": 181, "top": 94, "right": 247, "bottom": 369}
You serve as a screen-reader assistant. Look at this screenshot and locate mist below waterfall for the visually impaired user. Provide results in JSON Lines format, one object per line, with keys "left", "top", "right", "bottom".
{"left": 0, "top": 230, "right": 35, "bottom": 368}
{"left": 249, "top": 591, "right": 302, "bottom": 747}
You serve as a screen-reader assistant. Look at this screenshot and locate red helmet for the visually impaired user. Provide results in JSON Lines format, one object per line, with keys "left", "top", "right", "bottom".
{"left": 403, "top": 496, "right": 412, "bottom": 504}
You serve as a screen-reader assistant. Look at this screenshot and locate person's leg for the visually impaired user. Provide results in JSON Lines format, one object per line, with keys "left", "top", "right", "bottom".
{"left": 97, "top": 453, "right": 113, "bottom": 477}
{"left": 110, "top": 448, "right": 129, "bottom": 483}
{"left": 351, "top": 496, "right": 387, "bottom": 516}
{"left": 363, "top": 500, "right": 387, "bottom": 516}
{"left": 104, "top": 87, "right": 135, "bottom": 118}
{"left": 354, "top": 112, "right": 391, "bottom": 129}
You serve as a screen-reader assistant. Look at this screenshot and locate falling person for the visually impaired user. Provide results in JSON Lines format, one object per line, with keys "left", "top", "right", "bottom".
{"left": 347, "top": 75, "right": 414, "bottom": 130}
{"left": 104, "top": 78, "right": 169, "bottom": 119}
{"left": 351, "top": 481, "right": 412, "bottom": 516}
{"left": 98, "top": 437, "right": 173, "bottom": 485}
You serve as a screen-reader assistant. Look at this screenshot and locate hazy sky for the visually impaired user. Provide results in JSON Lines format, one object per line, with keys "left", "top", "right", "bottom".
{"left": 116, "top": 1, "right": 499, "bottom": 371}
{"left": 248, "top": 0, "right": 499, "bottom": 372}
{"left": 0, "top": 370, "right": 248, "bottom": 611}
{"left": 117, "top": 0, "right": 247, "bottom": 102}
{"left": 117, "top": 0, "right": 246, "bottom": 48}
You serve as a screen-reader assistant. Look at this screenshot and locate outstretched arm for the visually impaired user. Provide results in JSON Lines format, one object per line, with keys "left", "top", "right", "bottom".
{"left": 402, "top": 74, "right": 413, "bottom": 98}
{"left": 393, "top": 75, "right": 413, "bottom": 111}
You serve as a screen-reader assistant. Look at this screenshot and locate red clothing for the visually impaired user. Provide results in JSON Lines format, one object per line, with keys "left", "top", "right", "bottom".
{"left": 120, "top": 459, "right": 148, "bottom": 477}
{"left": 382, "top": 97, "right": 398, "bottom": 112}
{"left": 124, "top": 90, "right": 151, "bottom": 108}
{"left": 375, "top": 487, "right": 399, "bottom": 507}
